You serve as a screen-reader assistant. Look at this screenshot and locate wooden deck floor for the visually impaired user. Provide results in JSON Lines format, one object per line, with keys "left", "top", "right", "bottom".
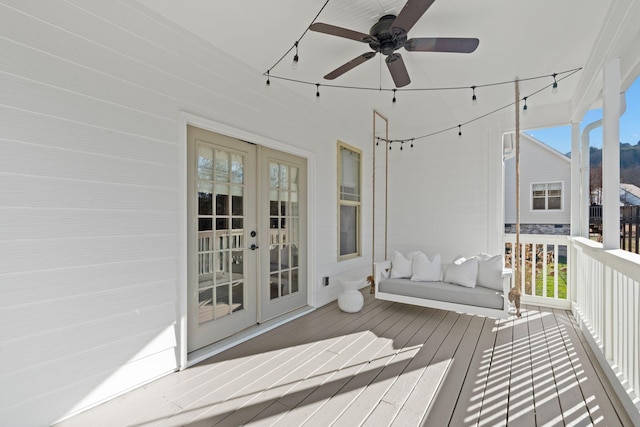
{"left": 57, "top": 291, "right": 633, "bottom": 426}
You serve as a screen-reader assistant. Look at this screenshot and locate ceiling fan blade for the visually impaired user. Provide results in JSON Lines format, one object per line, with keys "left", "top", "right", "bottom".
{"left": 385, "top": 53, "right": 411, "bottom": 88}
{"left": 405, "top": 37, "right": 479, "bottom": 53}
{"left": 324, "top": 52, "right": 377, "bottom": 80}
{"left": 391, "top": 0, "right": 437, "bottom": 33}
{"left": 309, "top": 22, "right": 371, "bottom": 43}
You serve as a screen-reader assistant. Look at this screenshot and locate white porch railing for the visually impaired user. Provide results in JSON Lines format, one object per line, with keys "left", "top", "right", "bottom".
{"left": 570, "top": 237, "right": 640, "bottom": 420}
{"left": 503, "top": 234, "right": 570, "bottom": 309}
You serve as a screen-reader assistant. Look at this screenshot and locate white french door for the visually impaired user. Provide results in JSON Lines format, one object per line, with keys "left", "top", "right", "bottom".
{"left": 187, "top": 127, "right": 307, "bottom": 352}
{"left": 258, "top": 148, "right": 307, "bottom": 322}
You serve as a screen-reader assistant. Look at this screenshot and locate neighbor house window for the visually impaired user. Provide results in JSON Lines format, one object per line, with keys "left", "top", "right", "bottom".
{"left": 532, "top": 182, "right": 562, "bottom": 210}
{"left": 338, "top": 142, "right": 361, "bottom": 260}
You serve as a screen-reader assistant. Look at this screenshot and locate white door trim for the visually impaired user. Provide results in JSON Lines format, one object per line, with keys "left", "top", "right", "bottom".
{"left": 177, "top": 111, "right": 317, "bottom": 370}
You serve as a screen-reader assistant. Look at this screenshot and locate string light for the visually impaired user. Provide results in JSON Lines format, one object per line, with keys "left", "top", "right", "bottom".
{"left": 374, "top": 69, "right": 580, "bottom": 149}
{"left": 292, "top": 41, "right": 299, "bottom": 70}
{"left": 261, "top": 3, "right": 582, "bottom": 151}
{"left": 315, "top": 83, "right": 320, "bottom": 102}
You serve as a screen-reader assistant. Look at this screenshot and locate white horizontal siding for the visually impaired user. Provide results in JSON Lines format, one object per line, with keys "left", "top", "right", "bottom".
{"left": 386, "top": 120, "right": 494, "bottom": 261}
{"left": 0, "top": 0, "right": 369, "bottom": 424}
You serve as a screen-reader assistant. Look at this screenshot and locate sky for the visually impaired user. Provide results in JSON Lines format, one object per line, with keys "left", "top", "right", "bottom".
{"left": 524, "top": 76, "right": 640, "bottom": 154}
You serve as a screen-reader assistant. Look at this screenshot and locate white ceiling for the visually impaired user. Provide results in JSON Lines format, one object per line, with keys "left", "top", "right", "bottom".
{"left": 135, "top": 0, "right": 616, "bottom": 140}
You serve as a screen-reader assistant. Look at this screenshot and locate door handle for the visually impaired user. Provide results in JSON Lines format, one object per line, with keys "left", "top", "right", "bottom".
{"left": 250, "top": 244, "right": 259, "bottom": 251}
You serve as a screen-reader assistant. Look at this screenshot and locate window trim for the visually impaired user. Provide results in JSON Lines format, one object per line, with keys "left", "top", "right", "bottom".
{"left": 530, "top": 181, "right": 564, "bottom": 211}
{"left": 337, "top": 141, "right": 362, "bottom": 261}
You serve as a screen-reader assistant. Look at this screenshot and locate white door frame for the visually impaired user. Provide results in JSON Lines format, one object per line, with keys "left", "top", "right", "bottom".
{"left": 177, "top": 111, "right": 317, "bottom": 370}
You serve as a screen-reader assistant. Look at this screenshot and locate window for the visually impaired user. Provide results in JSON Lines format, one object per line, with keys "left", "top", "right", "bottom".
{"left": 532, "top": 182, "right": 562, "bottom": 210}
{"left": 338, "top": 142, "right": 361, "bottom": 260}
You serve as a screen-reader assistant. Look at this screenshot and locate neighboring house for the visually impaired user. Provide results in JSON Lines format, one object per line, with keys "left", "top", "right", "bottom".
{"left": 504, "top": 133, "right": 571, "bottom": 235}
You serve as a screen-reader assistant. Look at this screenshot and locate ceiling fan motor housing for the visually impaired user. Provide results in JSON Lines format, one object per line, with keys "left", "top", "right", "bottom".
{"left": 369, "top": 14, "right": 407, "bottom": 55}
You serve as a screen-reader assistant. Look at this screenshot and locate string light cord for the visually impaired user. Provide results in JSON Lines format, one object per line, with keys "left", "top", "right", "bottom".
{"left": 376, "top": 67, "right": 582, "bottom": 145}
{"left": 266, "top": 67, "right": 581, "bottom": 94}
{"left": 264, "top": 0, "right": 332, "bottom": 76}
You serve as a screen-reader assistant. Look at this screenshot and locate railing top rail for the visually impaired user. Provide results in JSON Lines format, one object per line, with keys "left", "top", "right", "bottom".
{"left": 503, "top": 234, "right": 569, "bottom": 244}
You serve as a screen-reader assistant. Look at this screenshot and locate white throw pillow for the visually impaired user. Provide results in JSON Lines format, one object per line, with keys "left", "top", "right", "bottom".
{"left": 411, "top": 253, "right": 441, "bottom": 282}
{"left": 475, "top": 253, "right": 504, "bottom": 291}
{"left": 390, "top": 251, "right": 415, "bottom": 278}
{"left": 444, "top": 256, "right": 479, "bottom": 288}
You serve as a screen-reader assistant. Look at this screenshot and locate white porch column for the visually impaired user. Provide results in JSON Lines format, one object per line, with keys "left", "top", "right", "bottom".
{"left": 570, "top": 122, "right": 583, "bottom": 237}
{"left": 602, "top": 58, "right": 620, "bottom": 249}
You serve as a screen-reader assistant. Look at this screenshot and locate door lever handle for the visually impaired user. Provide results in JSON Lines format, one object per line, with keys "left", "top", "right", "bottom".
{"left": 250, "top": 244, "right": 259, "bottom": 251}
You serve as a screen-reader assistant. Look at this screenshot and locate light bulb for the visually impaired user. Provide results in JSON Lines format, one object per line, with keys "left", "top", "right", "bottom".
{"left": 292, "top": 54, "right": 299, "bottom": 70}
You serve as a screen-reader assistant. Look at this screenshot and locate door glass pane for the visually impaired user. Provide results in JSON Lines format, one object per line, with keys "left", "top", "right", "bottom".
{"left": 280, "top": 191, "right": 288, "bottom": 216}
{"left": 231, "top": 153, "right": 243, "bottom": 184}
{"left": 280, "top": 165, "right": 289, "bottom": 190}
{"left": 291, "top": 243, "right": 299, "bottom": 268}
{"left": 198, "top": 182, "right": 213, "bottom": 215}
{"left": 232, "top": 283, "right": 244, "bottom": 313}
{"left": 290, "top": 192, "right": 299, "bottom": 216}
{"left": 280, "top": 244, "right": 290, "bottom": 270}
{"left": 270, "top": 162, "right": 279, "bottom": 189}
{"left": 215, "top": 185, "right": 229, "bottom": 216}
{"left": 215, "top": 251, "right": 228, "bottom": 282}
{"left": 216, "top": 284, "right": 230, "bottom": 318}
{"left": 232, "top": 250, "right": 243, "bottom": 276}
{"left": 198, "top": 289, "right": 214, "bottom": 324}
{"left": 231, "top": 186, "right": 243, "bottom": 215}
{"left": 290, "top": 218, "right": 299, "bottom": 243}
{"left": 198, "top": 146, "right": 213, "bottom": 180}
{"left": 281, "top": 271, "right": 290, "bottom": 296}
{"left": 215, "top": 149, "right": 229, "bottom": 182}
{"left": 270, "top": 273, "right": 280, "bottom": 299}
{"left": 270, "top": 245, "right": 278, "bottom": 272}
{"left": 290, "top": 167, "right": 298, "bottom": 191}
{"left": 291, "top": 268, "right": 299, "bottom": 293}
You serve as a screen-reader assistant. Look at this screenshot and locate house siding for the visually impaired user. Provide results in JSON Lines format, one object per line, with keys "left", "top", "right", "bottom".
{"left": 384, "top": 122, "right": 503, "bottom": 263}
{"left": 504, "top": 133, "right": 571, "bottom": 226}
{"left": 0, "top": 1, "right": 369, "bottom": 425}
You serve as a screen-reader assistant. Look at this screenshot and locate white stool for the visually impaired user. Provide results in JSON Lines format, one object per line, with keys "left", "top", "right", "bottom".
{"left": 338, "top": 277, "right": 364, "bottom": 313}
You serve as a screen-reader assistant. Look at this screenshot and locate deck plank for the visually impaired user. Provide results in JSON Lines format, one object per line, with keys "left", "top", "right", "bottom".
{"left": 422, "top": 315, "right": 487, "bottom": 426}
{"left": 477, "top": 314, "right": 513, "bottom": 426}
{"left": 388, "top": 312, "right": 470, "bottom": 426}
{"left": 447, "top": 315, "right": 499, "bottom": 426}
{"left": 504, "top": 306, "right": 536, "bottom": 426}
{"left": 551, "top": 307, "right": 630, "bottom": 426}
{"left": 54, "top": 292, "right": 634, "bottom": 427}
{"left": 271, "top": 305, "right": 437, "bottom": 426}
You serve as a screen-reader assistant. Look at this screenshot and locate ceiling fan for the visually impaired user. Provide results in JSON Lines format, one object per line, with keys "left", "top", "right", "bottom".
{"left": 309, "top": 0, "right": 479, "bottom": 88}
